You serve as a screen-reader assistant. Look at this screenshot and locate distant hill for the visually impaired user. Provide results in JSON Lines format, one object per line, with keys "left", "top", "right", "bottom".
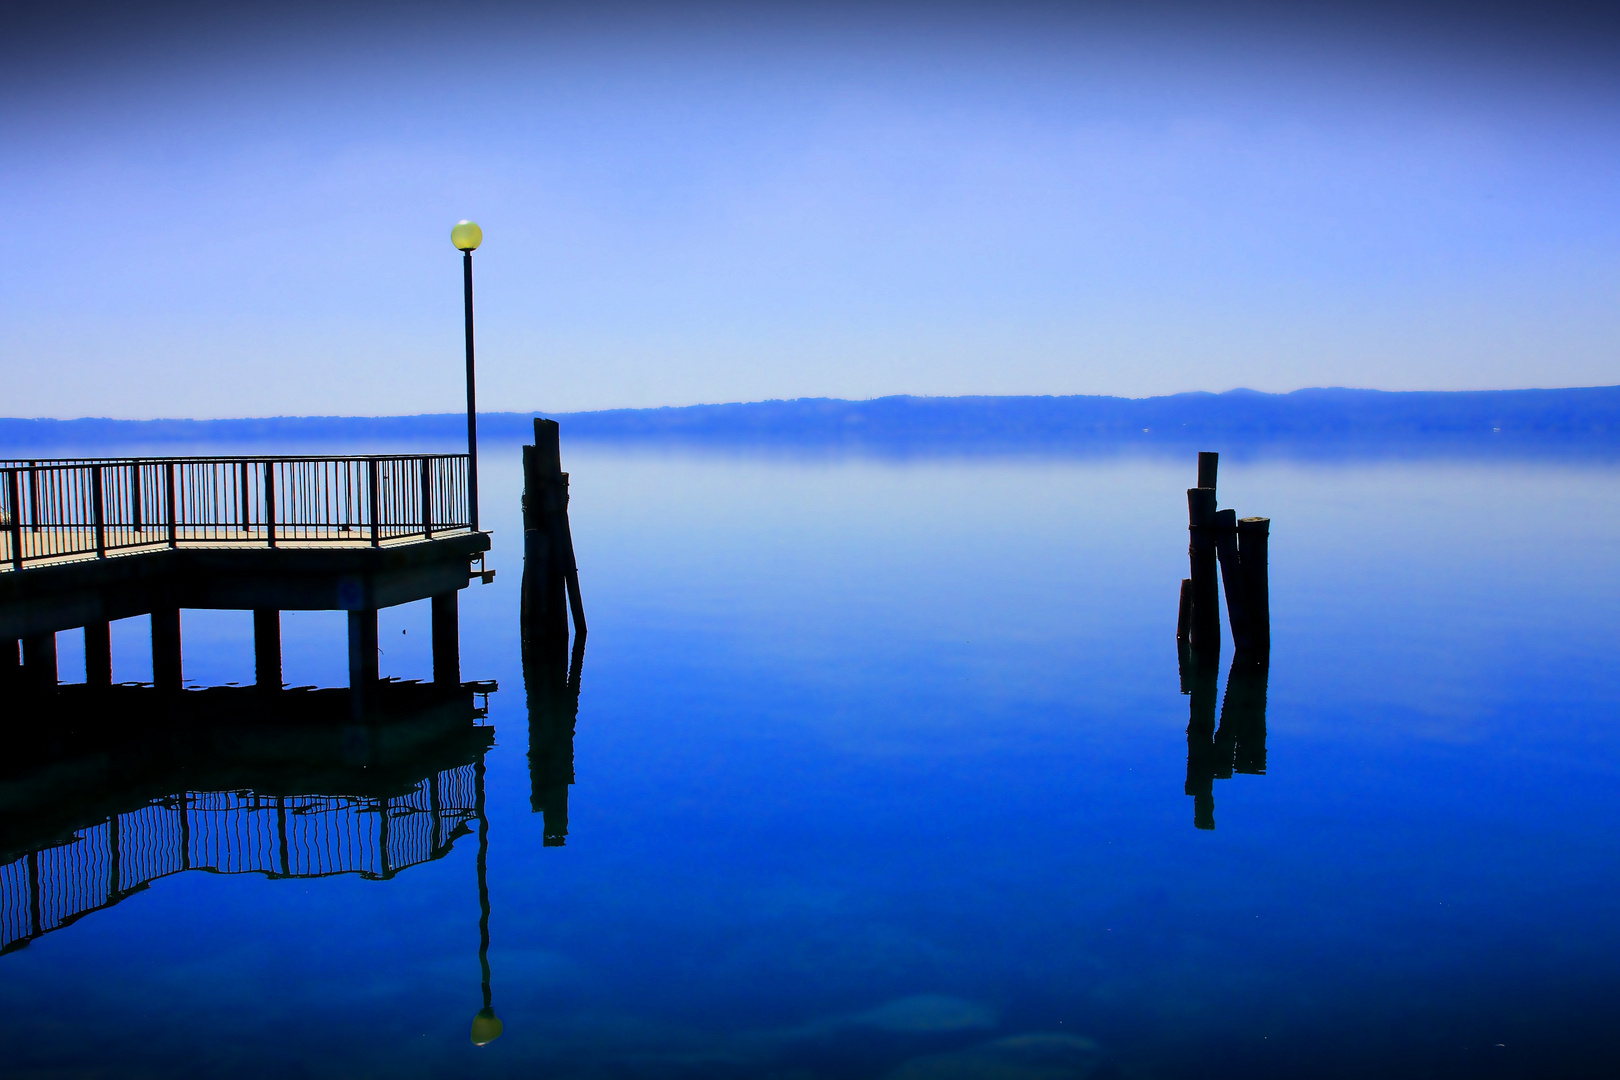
{"left": 4, "top": 387, "right": 1620, "bottom": 454}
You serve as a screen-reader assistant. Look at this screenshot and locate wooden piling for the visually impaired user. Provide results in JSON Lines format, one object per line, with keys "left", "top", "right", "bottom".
{"left": 1176, "top": 578, "right": 1193, "bottom": 643}
{"left": 1238, "top": 517, "right": 1270, "bottom": 656}
{"left": 521, "top": 445, "right": 569, "bottom": 645}
{"left": 1213, "top": 508, "right": 1251, "bottom": 652}
{"left": 1197, "top": 451, "right": 1219, "bottom": 493}
{"left": 1187, "top": 487, "right": 1220, "bottom": 658}
{"left": 523, "top": 419, "right": 585, "bottom": 642}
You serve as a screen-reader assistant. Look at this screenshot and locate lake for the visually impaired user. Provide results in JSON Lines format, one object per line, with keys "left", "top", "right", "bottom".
{"left": 2, "top": 437, "right": 1617, "bottom": 1079}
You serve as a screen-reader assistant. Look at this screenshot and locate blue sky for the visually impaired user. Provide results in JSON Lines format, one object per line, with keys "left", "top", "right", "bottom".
{"left": 2, "top": 1, "right": 1618, "bottom": 419}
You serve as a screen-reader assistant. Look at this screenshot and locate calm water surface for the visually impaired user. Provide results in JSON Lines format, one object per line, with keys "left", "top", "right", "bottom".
{"left": 2, "top": 440, "right": 1618, "bottom": 1079}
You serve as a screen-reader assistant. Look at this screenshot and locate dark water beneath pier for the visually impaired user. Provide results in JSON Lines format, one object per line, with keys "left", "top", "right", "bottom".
{"left": 3, "top": 441, "right": 1618, "bottom": 1079}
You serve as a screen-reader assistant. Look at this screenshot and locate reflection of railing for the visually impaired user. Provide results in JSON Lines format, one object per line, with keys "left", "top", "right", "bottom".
{"left": 0, "top": 454, "right": 470, "bottom": 570}
{"left": 0, "top": 764, "right": 479, "bottom": 953}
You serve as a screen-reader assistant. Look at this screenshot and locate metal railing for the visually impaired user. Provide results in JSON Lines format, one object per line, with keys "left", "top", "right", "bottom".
{"left": 0, "top": 454, "right": 470, "bottom": 570}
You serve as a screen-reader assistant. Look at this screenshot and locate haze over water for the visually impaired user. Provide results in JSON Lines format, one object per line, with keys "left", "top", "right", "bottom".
{"left": 2, "top": 436, "right": 1616, "bottom": 1078}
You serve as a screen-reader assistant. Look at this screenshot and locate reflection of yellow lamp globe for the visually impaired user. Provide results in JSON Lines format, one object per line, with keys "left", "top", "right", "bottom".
{"left": 470, "top": 1007, "right": 503, "bottom": 1046}
{"left": 452, "top": 220, "right": 483, "bottom": 252}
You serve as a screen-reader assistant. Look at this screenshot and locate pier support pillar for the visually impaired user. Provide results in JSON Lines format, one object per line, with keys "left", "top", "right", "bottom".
{"left": 348, "top": 608, "right": 378, "bottom": 713}
{"left": 432, "top": 592, "right": 460, "bottom": 687}
{"left": 22, "top": 633, "right": 57, "bottom": 691}
{"left": 85, "top": 621, "right": 112, "bottom": 687}
{"left": 152, "top": 608, "right": 182, "bottom": 692}
{"left": 1, "top": 639, "right": 18, "bottom": 690}
{"left": 254, "top": 609, "right": 282, "bottom": 691}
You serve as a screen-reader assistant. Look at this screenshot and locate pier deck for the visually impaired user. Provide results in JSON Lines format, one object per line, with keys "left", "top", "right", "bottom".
{"left": 0, "top": 454, "right": 490, "bottom": 701}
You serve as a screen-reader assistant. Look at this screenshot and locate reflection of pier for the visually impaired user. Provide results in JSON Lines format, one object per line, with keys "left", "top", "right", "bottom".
{"left": 0, "top": 680, "right": 494, "bottom": 954}
{"left": 0, "top": 454, "right": 490, "bottom": 710}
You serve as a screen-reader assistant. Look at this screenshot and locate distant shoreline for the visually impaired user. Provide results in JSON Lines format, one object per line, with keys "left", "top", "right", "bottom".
{"left": 5, "top": 387, "right": 1620, "bottom": 455}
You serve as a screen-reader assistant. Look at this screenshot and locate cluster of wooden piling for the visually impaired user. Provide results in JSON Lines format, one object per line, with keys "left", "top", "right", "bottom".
{"left": 521, "top": 419, "right": 585, "bottom": 646}
{"left": 1176, "top": 451, "right": 1270, "bottom": 831}
{"left": 1177, "top": 451, "right": 1269, "bottom": 659}
{"left": 520, "top": 419, "right": 586, "bottom": 846}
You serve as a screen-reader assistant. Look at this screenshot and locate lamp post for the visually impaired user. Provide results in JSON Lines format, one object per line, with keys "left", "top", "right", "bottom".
{"left": 452, "top": 220, "right": 484, "bottom": 531}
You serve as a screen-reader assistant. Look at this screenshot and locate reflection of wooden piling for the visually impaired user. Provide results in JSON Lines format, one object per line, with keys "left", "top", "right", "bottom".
{"left": 1223, "top": 653, "right": 1269, "bottom": 775}
{"left": 1238, "top": 517, "right": 1270, "bottom": 656}
{"left": 1187, "top": 487, "right": 1220, "bottom": 658}
{"left": 524, "top": 625, "right": 583, "bottom": 846}
{"left": 1185, "top": 651, "right": 1220, "bottom": 831}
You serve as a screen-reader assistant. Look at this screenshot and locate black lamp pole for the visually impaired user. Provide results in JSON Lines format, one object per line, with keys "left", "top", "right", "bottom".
{"left": 463, "top": 249, "right": 479, "bottom": 532}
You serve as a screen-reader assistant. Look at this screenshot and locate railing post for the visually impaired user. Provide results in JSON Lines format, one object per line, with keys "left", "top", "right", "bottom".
{"left": 131, "top": 461, "right": 143, "bottom": 533}
{"left": 263, "top": 461, "right": 277, "bottom": 548}
{"left": 92, "top": 465, "right": 106, "bottom": 558}
{"left": 5, "top": 469, "right": 21, "bottom": 570}
{"left": 420, "top": 456, "right": 433, "bottom": 538}
{"left": 238, "top": 461, "right": 250, "bottom": 533}
{"left": 368, "top": 459, "right": 381, "bottom": 548}
{"left": 26, "top": 462, "right": 38, "bottom": 533}
{"left": 165, "top": 461, "right": 178, "bottom": 549}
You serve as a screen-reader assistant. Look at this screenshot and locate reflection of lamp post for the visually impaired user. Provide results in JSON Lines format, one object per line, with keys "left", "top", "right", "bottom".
{"left": 469, "top": 754, "right": 503, "bottom": 1046}
{"left": 452, "top": 220, "right": 483, "bottom": 532}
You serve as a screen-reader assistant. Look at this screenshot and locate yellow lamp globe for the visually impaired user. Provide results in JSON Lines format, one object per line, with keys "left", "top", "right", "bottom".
{"left": 451, "top": 220, "right": 483, "bottom": 252}
{"left": 470, "top": 1007, "right": 503, "bottom": 1046}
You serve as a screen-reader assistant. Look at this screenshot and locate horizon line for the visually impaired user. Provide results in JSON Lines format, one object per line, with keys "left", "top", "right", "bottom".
{"left": 6, "top": 384, "right": 1619, "bottom": 425}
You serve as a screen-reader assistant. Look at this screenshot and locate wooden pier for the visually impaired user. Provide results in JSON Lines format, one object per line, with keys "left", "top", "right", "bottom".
{"left": 0, "top": 454, "right": 491, "bottom": 709}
